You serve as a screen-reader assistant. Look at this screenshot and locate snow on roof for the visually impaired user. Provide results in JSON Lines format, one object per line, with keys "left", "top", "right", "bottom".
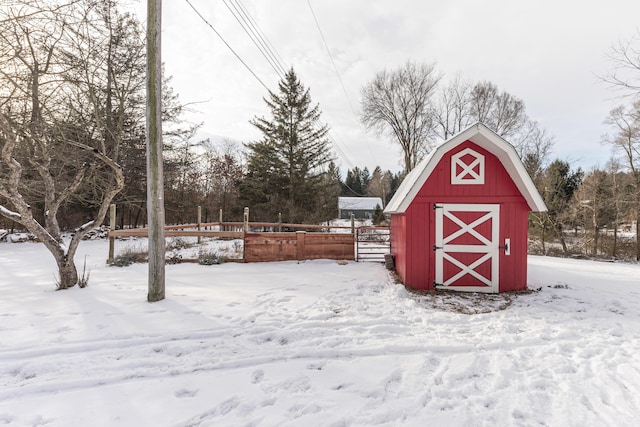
{"left": 384, "top": 123, "right": 547, "bottom": 214}
{"left": 338, "top": 197, "right": 383, "bottom": 210}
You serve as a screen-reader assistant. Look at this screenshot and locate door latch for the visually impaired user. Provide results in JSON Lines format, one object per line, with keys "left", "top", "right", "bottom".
{"left": 500, "top": 238, "right": 511, "bottom": 256}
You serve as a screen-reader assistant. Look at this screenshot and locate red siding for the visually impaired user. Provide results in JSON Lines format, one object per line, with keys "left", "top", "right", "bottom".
{"left": 404, "top": 201, "right": 432, "bottom": 289}
{"left": 394, "top": 140, "right": 531, "bottom": 292}
{"left": 498, "top": 202, "right": 529, "bottom": 291}
{"left": 414, "top": 141, "right": 523, "bottom": 202}
{"left": 390, "top": 213, "right": 407, "bottom": 280}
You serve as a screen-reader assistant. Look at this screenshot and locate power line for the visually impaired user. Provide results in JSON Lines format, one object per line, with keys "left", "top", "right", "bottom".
{"left": 223, "top": 0, "right": 287, "bottom": 78}
{"left": 217, "top": 1, "right": 358, "bottom": 170}
{"left": 184, "top": 0, "right": 270, "bottom": 92}
{"left": 306, "top": 0, "right": 358, "bottom": 118}
{"left": 185, "top": 0, "right": 357, "bottom": 170}
{"left": 234, "top": 0, "right": 289, "bottom": 75}
{"left": 305, "top": 0, "right": 378, "bottom": 168}
{"left": 327, "top": 129, "right": 356, "bottom": 170}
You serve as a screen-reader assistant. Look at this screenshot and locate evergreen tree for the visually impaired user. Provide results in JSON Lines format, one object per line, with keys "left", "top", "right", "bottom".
{"left": 361, "top": 167, "right": 371, "bottom": 192}
{"left": 317, "top": 161, "right": 343, "bottom": 221}
{"left": 342, "top": 166, "right": 369, "bottom": 196}
{"left": 241, "top": 68, "right": 333, "bottom": 223}
{"left": 372, "top": 204, "right": 386, "bottom": 225}
{"left": 542, "top": 160, "right": 583, "bottom": 254}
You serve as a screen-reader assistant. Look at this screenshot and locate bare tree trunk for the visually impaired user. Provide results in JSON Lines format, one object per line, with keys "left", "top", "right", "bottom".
{"left": 636, "top": 207, "right": 640, "bottom": 261}
{"left": 57, "top": 256, "right": 78, "bottom": 289}
{"left": 613, "top": 223, "right": 618, "bottom": 258}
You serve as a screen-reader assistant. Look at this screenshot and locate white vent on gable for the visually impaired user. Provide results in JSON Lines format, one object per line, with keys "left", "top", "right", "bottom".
{"left": 451, "top": 148, "right": 485, "bottom": 185}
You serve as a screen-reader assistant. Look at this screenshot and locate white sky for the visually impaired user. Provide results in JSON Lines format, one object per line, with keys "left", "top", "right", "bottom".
{"left": 131, "top": 0, "right": 640, "bottom": 174}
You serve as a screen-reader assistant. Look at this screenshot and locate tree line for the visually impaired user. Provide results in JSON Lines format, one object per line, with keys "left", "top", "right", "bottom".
{"left": 529, "top": 160, "right": 640, "bottom": 261}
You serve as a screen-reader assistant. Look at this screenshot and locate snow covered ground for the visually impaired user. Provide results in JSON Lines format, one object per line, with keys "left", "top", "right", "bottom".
{"left": 1, "top": 239, "right": 640, "bottom": 426}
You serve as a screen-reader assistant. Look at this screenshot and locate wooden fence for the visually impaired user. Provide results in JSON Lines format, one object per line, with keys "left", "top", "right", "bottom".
{"left": 106, "top": 204, "right": 389, "bottom": 264}
{"left": 108, "top": 205, "right": 366, "bottom": 263}
{"left": 244, "top": 232, "right": 354, "bottom": 262}
{"left": 108, "top": 228, "right": 356, "bottom": 263}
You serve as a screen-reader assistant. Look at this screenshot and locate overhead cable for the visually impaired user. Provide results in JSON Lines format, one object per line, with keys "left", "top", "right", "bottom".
{"left": 184, "top": 0, "right": 270, "bottom": 92}
{"left": 223, "top": 0, "right": 287, "bottom": 78}
{"left": 306, "top": 0, "right": 377, "bottom": 168}
{"left": 234, "top": 0, "right": 289, "bottom": 75}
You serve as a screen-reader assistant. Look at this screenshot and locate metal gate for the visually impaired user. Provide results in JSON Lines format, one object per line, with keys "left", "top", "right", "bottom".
{"left": 356, "top": 226, "right": 391, "bottom": 262}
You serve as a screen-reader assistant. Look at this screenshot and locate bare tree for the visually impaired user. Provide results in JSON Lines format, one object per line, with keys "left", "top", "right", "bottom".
{"left": 366, "top": 166, "right": 392, "bottom": 208}
{"left": 0, "top": 1, "right": 130, "bottom": 288}
{"left": 514, "top": 120, "right": 555, "bottom": 182}
{"left": 605, "top": 159, "right": 629, "bottom": 258}
{"left": 469, "top": 81, "right": 528, "bottom": 139}
{"left": 574, "top": 169, "right": 615, "bottom": 256}
{"left": 603, "top": 29, "right": 640, "bottom": 98}
{"left": 199, "top": 139, "right": 244, "bottom": 219}
{"left": 360, "top": 61, "right": 441, "bottom": 173}
{"left": 602, "top": 30, "right": 640, "bottom": 260}
{"left": 433, "top": 74, "right": 473, "bottom": 140}
{"left": 603, "top": 101, "right": 640, "bottom": 260}
{"left": 433, "top": 78, "right": 546, "bottom": 163}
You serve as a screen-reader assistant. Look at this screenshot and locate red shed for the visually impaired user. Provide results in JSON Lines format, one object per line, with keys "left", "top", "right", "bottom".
{"left": 384, "top": 123, "right": 547, "bottom": 293}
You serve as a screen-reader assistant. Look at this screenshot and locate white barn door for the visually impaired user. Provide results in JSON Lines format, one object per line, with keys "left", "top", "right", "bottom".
{"left": 434, "top": 204, "right": 499, "bottom": 293}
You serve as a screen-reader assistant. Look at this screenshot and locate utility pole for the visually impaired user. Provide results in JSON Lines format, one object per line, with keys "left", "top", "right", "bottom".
{"left": 146, "top": 0, "right": 165, "bottom": 302}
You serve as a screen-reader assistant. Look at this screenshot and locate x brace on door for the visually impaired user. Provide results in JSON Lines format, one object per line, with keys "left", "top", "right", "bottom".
{"left": 434, "top": 204, "right": 499, "bottom": 293}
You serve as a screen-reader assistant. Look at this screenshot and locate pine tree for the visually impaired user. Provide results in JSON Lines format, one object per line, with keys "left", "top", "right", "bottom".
{"left": 316, "top": 161, "right": 343, "bottom": 221}
{"left": 342, "top": 166, "right": 367, "bottom": 196}
{"left": 372, "top": 204, "right": 385, "bottom": 225}
{"left": 242, "top": 68, "right": 333, "bottom": 223}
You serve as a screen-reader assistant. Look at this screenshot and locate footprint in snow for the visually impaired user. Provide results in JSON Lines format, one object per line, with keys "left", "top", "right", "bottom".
{"left": 218, "top": 397, "right": 241, "bottom": 416}
{"left": 175, "top": 389, "right": 198, "bottom": 398}
{"left": 383, "top": 369, "right": 403, "bottom": 399}
{"left": 306, "top": 361, "right": 326, "bottom": 371}
{"left": 252, "top": 369, "right": 264, "bottom": 384}
{"left": 29, "top": 415, "right": 53, "bottom": 426}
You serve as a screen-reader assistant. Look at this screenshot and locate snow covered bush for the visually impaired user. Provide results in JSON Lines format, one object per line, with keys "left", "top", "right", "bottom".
{"left": 110, "top": 247, "right": 148, "bottom": 267}
{"left": 198, "top": 250, "right": 222, "bottom": 265}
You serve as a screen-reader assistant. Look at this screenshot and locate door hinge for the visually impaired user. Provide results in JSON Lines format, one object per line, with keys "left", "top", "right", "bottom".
{"left": 433, "top": 281, "right": 443, "bottom": 287}
{"left": 433, "top": 245, "right": 442, "bottom": 251}
{"left": 433, "top": 204, "right": 443, "bottom": 210}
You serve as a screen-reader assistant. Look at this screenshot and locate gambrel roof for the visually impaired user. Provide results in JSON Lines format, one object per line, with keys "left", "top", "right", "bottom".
{"left": 384, "top": 123, "right": 547, "bottom": 214}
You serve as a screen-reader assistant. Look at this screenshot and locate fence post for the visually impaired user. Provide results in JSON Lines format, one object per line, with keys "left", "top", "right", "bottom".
{"left": 197, "top": 205, "right": 202, "bottom": 244}
{"left": 278, "top": 212, "right": 282, "bottom": 232}
{"left": 107, "top": 203, "right": 116, "bottom": 264}
{"left": 350, "top": 213, "right": 355, "bottom": 234}
{"left": 219, "top": 208, "right": 223, "bottom": 231}
{"left": 243, "top": 207, "right": 249, "bottom": 233}
{"left": 296, "top": 231, "right": 306, "bottom": 262}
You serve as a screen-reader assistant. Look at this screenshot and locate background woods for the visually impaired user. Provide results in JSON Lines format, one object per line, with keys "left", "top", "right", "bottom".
{"left": 1, "top": 3, "right": 639, "bottom": 267}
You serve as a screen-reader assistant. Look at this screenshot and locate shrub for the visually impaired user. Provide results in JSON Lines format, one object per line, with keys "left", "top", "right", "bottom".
{"left": 167, "top": 250, "right": 182, "bottom": 264}
{"left": 110, "top": 247, "right": 148, "bottom": 267}
{"left": 166, "top": 237, "right": 193, "bottom": 251}
{"left": 198, "top": 250, "right": 222, "bottom": 265}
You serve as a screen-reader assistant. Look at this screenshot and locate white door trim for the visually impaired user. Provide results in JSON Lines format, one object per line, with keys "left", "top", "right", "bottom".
{"left": 435, "top": 203, "right": 499, "bottom": 293}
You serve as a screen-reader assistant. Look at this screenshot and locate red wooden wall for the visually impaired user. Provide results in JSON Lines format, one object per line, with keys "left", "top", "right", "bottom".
{"left": 391, "top": 140, "right": 531, "bottom": 292}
